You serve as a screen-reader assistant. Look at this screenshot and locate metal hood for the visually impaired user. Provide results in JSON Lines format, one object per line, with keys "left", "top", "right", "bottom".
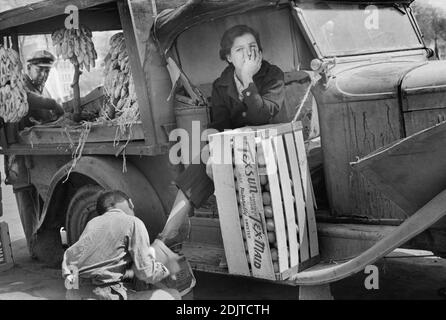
{"left": 400, "top": 60, "right": 446, "bottom": 112}
{"left": 153, "top": 0, "right": 287, "bottom": 54}
{"left": 323, "top": 60, "right": 427, "bottom": 102}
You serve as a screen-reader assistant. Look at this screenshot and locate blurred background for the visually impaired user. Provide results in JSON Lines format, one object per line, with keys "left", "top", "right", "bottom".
{"left": 1, "top": 0, "right": 446, "bottom": 104}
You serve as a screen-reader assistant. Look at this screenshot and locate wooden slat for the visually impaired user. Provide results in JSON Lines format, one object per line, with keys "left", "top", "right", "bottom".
{"left": 18, "top": 123, "right": 145, "bottom": 145}
{"left": 11, "top": 34, "right": 19, "bottom": 52}
{"left": 294, "top": 131, "right": 319, "bottom": 258}
{"left": 284, "top": 132, "right": 309, "bottom": 262}
{"left": 1, "top": 141, "right": 170, "bottom": 157}
{"left": 309, "top": 165, "right": 318, "bottom": 209}
{"left": 234, "top": 134, "right": 275, "bottom": 280}
{"left": 128, "top": 0, "right": 178, "bottom": 146}
{"left": 209, "top": 134, "right": 250, "bottom": 276}
{"left": 0, "top": 222, "right": 13, "bottom": 272}
{"left": 0, "top": 173, "right": 2, "bottom": 217}
{"left": 306, "top": 175, "right": 319, "bottom": 257}
{"left": 351, "top": 121, "right": 446, "bottom": 215}
{"left": 217, "top": 123, "right": 301, "bottom": 138}
{"left": 224, "top": 123, "right": 303, "bottom": 138}
{"left": 262, "top": 137, "right": 289, "bottom": 273}
{"left": 273, "top": 135, "right": 300, "bottom": 268}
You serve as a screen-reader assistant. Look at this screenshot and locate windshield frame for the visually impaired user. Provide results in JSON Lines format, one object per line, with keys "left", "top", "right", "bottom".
{"left": 293, "top": 2, "right": 425, "bottom": 59}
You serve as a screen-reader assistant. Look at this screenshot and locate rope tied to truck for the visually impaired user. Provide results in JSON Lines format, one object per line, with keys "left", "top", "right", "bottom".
{"left": 63, "top": 121, "right": 91, "bottom": 183}
{"left": 292, "top": 71, "right": 320, "bottom": 124}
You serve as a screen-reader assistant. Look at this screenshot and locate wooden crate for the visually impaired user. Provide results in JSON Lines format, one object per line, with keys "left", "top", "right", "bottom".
{"left": 0, "top": 222, "right": 13, "bottom": 272}
{"left": 209, "top": 122, "right": 319, "bottom": 281}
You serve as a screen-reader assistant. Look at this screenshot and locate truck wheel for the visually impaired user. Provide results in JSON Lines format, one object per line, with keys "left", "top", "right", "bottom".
{"left": 66, "top": 184, "right": 104, "bottom": 244}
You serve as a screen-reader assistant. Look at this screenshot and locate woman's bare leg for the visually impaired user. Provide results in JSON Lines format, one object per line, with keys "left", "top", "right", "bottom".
{"left": 157, "top": 190, "right": 193, "bottom": 246}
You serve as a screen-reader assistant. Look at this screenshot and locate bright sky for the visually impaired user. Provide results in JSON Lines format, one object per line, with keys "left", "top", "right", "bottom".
{"left": 425, "top": 0, "right": 446, "bottom": 10}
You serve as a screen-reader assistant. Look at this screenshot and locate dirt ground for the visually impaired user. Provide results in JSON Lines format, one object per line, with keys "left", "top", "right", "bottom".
{"left": 0, "top": 157, "right": 446, "bottom": 300}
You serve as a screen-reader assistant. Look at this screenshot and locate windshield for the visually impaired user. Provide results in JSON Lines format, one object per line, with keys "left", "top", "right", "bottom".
{"left": 297, "top": 3, "right": 423, "bottom": 57}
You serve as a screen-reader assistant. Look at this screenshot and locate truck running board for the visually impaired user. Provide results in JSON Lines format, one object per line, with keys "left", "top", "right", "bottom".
{"left": 288, "top": 189, "right": 446, "bottom": 285}
{"left": 184, "top": 190, "right": 446, "bottom": 286}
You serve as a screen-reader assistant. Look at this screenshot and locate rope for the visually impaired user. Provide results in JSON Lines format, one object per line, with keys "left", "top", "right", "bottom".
{"left": 292, "top": 71, "right": 321, "bottom": 124}
{"left": 63, "top": 121, "right": 91, "bottom": 183}
{"left": 64, "top": 127, "right": 75, "bottom": 148}
{"left": 151, "top": 0, "right": 158, "bottom": 17}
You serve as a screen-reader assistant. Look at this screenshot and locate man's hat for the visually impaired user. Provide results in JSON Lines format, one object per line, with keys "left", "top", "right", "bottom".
{"left": 26, "top": 50, "right": 55, "bottom": 67}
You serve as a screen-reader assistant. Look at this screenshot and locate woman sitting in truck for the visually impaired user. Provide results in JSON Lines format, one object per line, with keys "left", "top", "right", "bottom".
{"left": 158, "top": 24, "right": 286, "bottom": 247}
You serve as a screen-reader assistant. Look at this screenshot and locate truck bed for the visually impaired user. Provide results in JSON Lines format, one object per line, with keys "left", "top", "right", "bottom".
{"left": 183, "top": 216, "right": 399, "bottom": 286}
{"left": 1, "top": 121, "right": 171, "bottom": 156}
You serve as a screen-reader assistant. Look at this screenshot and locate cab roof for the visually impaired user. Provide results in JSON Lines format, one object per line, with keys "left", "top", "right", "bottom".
{"left": 153, "top": 0, "right": 415, "bottom": 54}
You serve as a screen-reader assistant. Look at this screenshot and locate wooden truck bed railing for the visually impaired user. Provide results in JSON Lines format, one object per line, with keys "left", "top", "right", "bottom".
{"left": 17, "top": 122, "right": 144, "bottom": 146}
{"left": 290, "top": 189, "right": 446, "bottom": 285}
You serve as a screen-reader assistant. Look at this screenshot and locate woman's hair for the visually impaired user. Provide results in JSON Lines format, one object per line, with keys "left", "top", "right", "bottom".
{"left": 219, "top": 24, "right": 262, "bottom": 61}
{"left": 96, "top": 190, "right": 130, "bottom": 215}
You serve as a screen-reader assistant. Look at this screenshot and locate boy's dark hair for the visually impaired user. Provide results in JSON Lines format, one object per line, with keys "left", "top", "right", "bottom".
{"left": 219, "top": 24, "right": 262, "bottom": 62}
{"left": 96, "top": 190, "right": 130, "bottom": 215}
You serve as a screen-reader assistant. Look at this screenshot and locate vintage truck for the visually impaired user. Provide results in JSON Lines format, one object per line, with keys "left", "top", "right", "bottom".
{"left": 1, "top": 0, "right": 446, "bottom": 299}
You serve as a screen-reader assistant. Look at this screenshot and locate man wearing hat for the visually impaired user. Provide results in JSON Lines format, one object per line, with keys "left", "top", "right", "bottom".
{"left": 21, "top": 50, "right": 64, "bottom": 127}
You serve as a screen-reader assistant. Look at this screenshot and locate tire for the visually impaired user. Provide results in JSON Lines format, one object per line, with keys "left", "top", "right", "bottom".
{"left": 66, "top": 184, "right": 104, "bottom": 244}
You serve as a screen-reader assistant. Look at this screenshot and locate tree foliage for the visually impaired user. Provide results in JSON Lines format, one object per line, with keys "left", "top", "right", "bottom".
{"left": 412, "top": 1, "right": 446, "bottom": 57}
{"left": 1, "top": 0, "right": 40, "bottom": 13}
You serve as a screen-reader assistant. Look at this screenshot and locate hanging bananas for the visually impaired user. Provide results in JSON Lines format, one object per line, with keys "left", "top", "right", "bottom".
{"left": 0, "top": 46, "right": 29, "bottom": 123}
{"left": 102, "top": 32, "right": 139, "bottom": 120}
{"left": 51, "top": 25, "right": 97, "bottom": 71}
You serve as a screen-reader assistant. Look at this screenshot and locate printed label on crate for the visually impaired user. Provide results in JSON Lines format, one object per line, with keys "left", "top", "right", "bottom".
{"left": 0, "top": 222, "right": 13, "bottom": 271}
{"left": 234, "top": 134, "right": 275, "bottom": 280}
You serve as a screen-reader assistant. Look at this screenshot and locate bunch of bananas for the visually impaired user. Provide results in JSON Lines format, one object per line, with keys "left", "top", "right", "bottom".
{"left": 51, "top": 25, "right": 97, "bottom": 71}
{"left": 0, "top": 46, "right": 29, "bottom": 123}
{"left": 102, "top": 32, "right": 138, "bottom": 120}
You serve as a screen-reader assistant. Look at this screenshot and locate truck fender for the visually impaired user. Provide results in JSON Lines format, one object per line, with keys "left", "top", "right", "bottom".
{"left": 36, "top": 156, "right": 167, "bottom": 241}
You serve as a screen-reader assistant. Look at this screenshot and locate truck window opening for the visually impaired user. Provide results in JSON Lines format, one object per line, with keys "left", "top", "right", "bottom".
{"left": 19, "top": 30, "right": 120, "bottom": 105}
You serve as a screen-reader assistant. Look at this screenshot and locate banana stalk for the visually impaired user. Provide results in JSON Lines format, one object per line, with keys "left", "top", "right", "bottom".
{"left": 0, "top": 45, "right": 29, "bottom": 123}
{"left": 102, "top": 32, "right": 139, "bottom": 121}
{"left": 71, "top": 56, "right": 82, "bottom": 121}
